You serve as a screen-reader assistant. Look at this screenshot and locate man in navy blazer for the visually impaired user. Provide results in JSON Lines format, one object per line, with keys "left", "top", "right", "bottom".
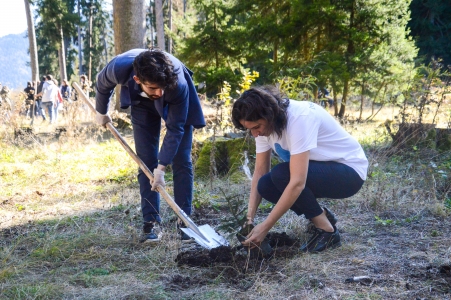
{"left": 95, "top": 48, "right": 206, "bottom": 242}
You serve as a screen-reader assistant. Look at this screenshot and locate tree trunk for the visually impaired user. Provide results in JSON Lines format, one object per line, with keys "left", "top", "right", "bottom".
{"left": 338, "top": 79, "right": 349, "bottom": 118}
{"left": 339, "top": 0, "right": 355, "bottom": 119}
{"left": 113, "top": 0, "right": 147, "bottom": 110}
{"left": 24, "top": 0, "right": 39, "bottom": 83}
{"left": 58, "top": 25, "right": 67, "bottom": 81}
{"left": 113, "top": 0, "right": 147, "bottom": 54}
{"left": 155, "top": 0, "right": 165, "bottom": 51}
{"left": 78, "top": 0, "right": 83, "bottom": 75}
{"left": 103, "top": 33, "right": 108, "bottom": 63}
{"left": 358, "top": 80, "right": 365, "bottom": 122}
{"left": 88, "top": 5, "right": 93, "bottom": 82}
{"left": 168, "top": 0, "right": 172, "bottom": 53}
{"left": 149, "top": 3, "right": 154, "bottom": 47}
{"left": 332, "top": 88, "right": 338, "bottom": 116}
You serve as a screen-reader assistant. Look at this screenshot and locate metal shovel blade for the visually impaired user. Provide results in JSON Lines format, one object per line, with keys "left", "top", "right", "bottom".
{"left": 181, "top": 225, "right": 229, "bottom": 250}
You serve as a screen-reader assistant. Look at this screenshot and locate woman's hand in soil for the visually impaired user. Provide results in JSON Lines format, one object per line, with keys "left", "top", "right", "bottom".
{"left": 242, "top": 222, "right": 270, "bottom": 249}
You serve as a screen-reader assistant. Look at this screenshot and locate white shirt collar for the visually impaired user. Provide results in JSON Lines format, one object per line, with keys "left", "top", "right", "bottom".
{"left": 139, "top": 92, "right": 149, "bottom": 98}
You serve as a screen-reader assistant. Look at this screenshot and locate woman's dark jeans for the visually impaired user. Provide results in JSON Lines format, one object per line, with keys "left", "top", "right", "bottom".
{"left": 131, "top": 100, "right": 194, "bottom": 224}
{"left": 258, "top": 161, "right": 364, "bottom": 219}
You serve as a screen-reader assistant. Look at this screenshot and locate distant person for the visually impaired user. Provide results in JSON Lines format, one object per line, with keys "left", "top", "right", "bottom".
{"left": 231, "top": 86, "right": 368, "bottom": 253}
{"left": 95, "top": 49, "right": 206, "bottom": 243}
{"left": 0, "top": 84, "right": 12, "bottom": 110}
{"left": 23, "top": 81, "right": 35, "bottom": 118}
{"left": 35, "top": 76, "right": 47, "bottom": 121}
{"left": 36, "top": 75, "right": 59, "bottom": 124}
{"left": 319, "top": 87, "right": 334, "bottom": 108}
{"left": 52, "top": 79, "right": 64, "bottom": 121}
{"left": 61, "top": 79, "right": 72, "bottom": 102}
{"left": 80, "top": 75, "right": 92, "bottom": 96}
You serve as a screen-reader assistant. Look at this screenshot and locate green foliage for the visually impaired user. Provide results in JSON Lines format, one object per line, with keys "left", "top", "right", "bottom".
{"left": 396, "top": 59, "right": 451, "bottom": 125}
{"left": 445, "top": 198, "right": 451, "bottom": 210}
{"left": 80, "top": 0, "right": 114, "bottom": 87}
{"left": 258, "top": 200, "right": 274, "bottom": 213}
{"left": 374, "top": 215, "right": 395, "bottom": 226}
{"left": 15, "top": 204, "right": 25, "bottom": 211}
{"left": 1, "top": 283, "right": 62, "bottom": 299}
{"left": 238, "top": 70, "right": 260, "bottom": 94}
{"left": 0, "top": 267, "right": 15, "bottom": 283}
{"left": 178, "top": 0, "right": 242, "bottom": 96}
{"left": 106, "top": 167, "right": 135, "bottom": 184}
{"left": 209, "top": 73, "right": 259, "bottom": 137}
{"left": 278, "top": 75, "right": 316, "bottom": 100}
{"left": 424, "top": 128, "right": 437, "bottom": 150}
{"left": 192, "top": 182, "right": 214, "bottom": 209}
{"left": 216, "top": 188, "right": 247, "bottom": 237}
{"left": 36, "top": 0, "right": 79, "bottom": 78}
{"left": 34, "top": 0, "right": 112, "bottom": 83}
{"left": 85, "top": 268, "right": 110, "bottom": 276}
{"left": 409, "top": 0, "right": 451, "bottom": 66}
{"left": 29, "top": 0, "right": 421, "bottom": 107}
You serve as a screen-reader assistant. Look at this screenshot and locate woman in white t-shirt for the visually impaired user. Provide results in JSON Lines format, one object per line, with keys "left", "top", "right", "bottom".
{"left": 231, "top": 86, "right": 368, "bottom": 253}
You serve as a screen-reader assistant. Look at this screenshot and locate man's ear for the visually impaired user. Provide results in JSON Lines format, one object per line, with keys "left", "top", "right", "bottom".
{"left": 133, "top": 76, "right": 141, "bottom": 84}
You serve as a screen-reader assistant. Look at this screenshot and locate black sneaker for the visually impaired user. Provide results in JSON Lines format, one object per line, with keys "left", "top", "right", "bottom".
{"left": 300, "top": 226, "right": 341, "bottom": 253}
{"left": 306, "top": 206, "right": 338, "bottom": 234}
{"left": 177, "top": 221, "right": 195, "bottom": 243}
{"left": 141, "top": 222, "right": 162, "bottom": 243}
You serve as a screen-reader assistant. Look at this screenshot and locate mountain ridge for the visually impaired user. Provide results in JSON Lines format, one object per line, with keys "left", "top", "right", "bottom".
{"left": 0, "top": 31, "right": 31, "bottom": 91}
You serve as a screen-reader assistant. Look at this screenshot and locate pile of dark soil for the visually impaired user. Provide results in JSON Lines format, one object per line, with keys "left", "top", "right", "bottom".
{"left": 175, "top": 231, "right": 298, "bottom": 268}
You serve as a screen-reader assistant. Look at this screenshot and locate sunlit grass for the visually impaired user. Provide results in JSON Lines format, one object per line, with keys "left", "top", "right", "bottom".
{"left": 0, "top": 139, "right": 136, "bottom": 195}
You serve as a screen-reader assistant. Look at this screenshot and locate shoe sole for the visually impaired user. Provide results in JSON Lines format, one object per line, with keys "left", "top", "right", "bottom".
{"left": 142, "top": 233, "right": 163, "bottom": 244}
{"left": 142, "top": 238, "right": 161, "bottom": 243}
{"left": 181, "top": 238, "right": 195, "bottom": 244}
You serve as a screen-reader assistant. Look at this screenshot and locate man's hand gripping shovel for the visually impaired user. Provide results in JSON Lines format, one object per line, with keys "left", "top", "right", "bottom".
{"left": 72, "top": 82, "right": 228, "bottom": 250}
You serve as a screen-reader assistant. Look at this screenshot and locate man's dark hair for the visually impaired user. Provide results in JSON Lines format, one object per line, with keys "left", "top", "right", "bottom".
{"left": 45, "top": 75, "right": 53, "bottom": 81}
{"left": 133, "top": 49, "right": 178, "bottom": 90}
{"left": 232, "top": 85, "right": 289, "bottom": 138}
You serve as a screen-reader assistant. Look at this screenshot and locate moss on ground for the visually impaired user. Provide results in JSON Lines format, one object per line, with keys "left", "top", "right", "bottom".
{"left": 194, "top": 137, "right": 256, "bottom": 180}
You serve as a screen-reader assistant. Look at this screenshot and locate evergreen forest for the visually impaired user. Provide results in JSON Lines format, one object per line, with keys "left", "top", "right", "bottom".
{"left": 18, "top": 0, "right": 451, "bottom": 117}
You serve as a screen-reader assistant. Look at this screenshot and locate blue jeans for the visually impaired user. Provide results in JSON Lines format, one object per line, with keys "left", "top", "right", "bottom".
{"left": 258, "top": 161, "right": 364, "bottom": 219}
{"left": 131, "top": 100, "right": 194, "bottom": 224}
{"left": 41, "top": 101, "right": 55, "bottom": 123}
{"left": 34, "top": 99, "right": 45, "bottom": 119}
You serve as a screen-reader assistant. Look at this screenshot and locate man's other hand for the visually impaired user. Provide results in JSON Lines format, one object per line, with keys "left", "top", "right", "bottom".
{"left": 151, "top": 169, "right": 166, "bottom": 191}
{"left": 95, "top": 111, "right": 112, "bottom": 126}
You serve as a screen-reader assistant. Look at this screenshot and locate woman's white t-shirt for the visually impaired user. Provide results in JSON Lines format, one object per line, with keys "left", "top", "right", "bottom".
{"left": 255, "top": 101, "right": 368, "bottom": 180}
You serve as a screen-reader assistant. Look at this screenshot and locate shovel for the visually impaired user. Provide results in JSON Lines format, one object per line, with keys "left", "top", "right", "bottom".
{"left": 72, "top": 83, "right": 228, "bottom": 250}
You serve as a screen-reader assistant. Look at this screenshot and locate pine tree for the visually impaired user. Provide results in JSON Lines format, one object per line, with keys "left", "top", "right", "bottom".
{"left": 35, "top": 0, "right": 78, "bottom": 81}
{"left": 408, "top": 0, "right": 451, "bottom": 66}
{"left": 177, "top": 0, "right": 242, "bottom": 96}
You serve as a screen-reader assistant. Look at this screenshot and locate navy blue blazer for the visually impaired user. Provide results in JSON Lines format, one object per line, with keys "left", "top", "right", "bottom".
{"left": 95, "top": 49, "right": 206, "bottom": 166}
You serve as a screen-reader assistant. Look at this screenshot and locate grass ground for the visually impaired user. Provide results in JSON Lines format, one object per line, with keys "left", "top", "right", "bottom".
{"left": 1, "top": 98, "right": 451, "bottom": 299}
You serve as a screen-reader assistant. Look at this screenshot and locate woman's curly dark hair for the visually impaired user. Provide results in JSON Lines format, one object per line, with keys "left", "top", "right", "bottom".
{"left": 133, "top": 48, "right": 179, "bottom": 90}
{"left": 231, "top": 85, "right": 289, "bottom": 138}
